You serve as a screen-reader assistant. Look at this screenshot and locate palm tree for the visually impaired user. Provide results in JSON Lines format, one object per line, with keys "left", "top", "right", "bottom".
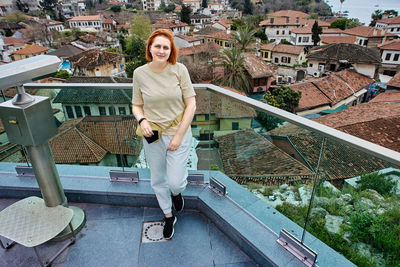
{"left": 233, "top": 25, "right": 257, "bottom": 51}
{"left": 213, "top": 47, "right": 252, "bottom": 95}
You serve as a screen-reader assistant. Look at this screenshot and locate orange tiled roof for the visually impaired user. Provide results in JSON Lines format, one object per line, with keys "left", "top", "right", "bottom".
{"left": 215, "top": 19, "right": 233, "bottom": 29}
{"left": 387, "top": 71, "right": 400, "bottom": 88}
{"left": 179, "top": 42, "right": 220, "bottom": 56}
{"left": 103, "top": 19, "right": 115, "bottom": 24}
{"left": 378, "top": 39, "right": 400, "bottom": 50}
{"left": 291, "top": 26, "right": 312, "bottom": 34}
{"left": 3, "top": 37, "right": 27, "bottom": 46}
{"left": 321, "top": 36, "right": 357, "bottom": 44}
{"left": 176, "top": 34, "right": 202, "bottom": 42}
{"left": 107, "top": 0, "right": 124, "bottom": 4}
{"left": 270, "top": 10, "right": 309, "bottom": 18}
{"left": 68, "top": 15, "right": 101, "bottom": 21}
{"left": 322, "top": 28, "right": 344, "bottom": 34}
{"left": 69, "top": 49, "right": 124, "bottom": 69}
{"left": 343, "top": 26, "right": 396, "bottom": 38}
{"left": 376, "top": 16, "right": 400, "bottom": 25}
{"left": 272, "top": 44, "right": 305, "bottom": 55}
{"left": 116, "top": 24, "right": 130, "bottom": 29}
{"left": 12, "top": 44, "right": 48, "bottom": 55}
{"left": 259, "top": 42, "right": 275, "bottom": 51}
{"left": 243, "top": 52, "right": 274, "bottom": 78}
{"left": 370, "top": 92, "right": 400, "bottom": 103}
{"left": 205, "top": 30, "right": 235, "bottom": 41}
{"left": 153, "top": 19, "right": 188, "bottom": 29}
{"left": 313, "top": 102, "right": 400, "bottom": 152}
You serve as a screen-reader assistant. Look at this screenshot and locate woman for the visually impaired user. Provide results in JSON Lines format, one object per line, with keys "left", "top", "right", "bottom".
{"left": 132, "top": 29, "right": 196, "bottom": 240}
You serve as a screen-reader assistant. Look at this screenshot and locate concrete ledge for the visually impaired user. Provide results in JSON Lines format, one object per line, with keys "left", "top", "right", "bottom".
{"left": 0, "top": 163, "right": 355, "bottom": 266}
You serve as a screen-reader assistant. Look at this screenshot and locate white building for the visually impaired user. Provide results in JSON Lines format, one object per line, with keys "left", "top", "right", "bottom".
{"left": 68, "top": 15, "right": 102, "bottom": 32}
{"left": 375, "top": 16, "right": 400, "bottom": 37}
{"left": 290, "top": 26, "right": 314, "bottom": 46}
{"left": 142, "top": 0, "right": 162, "bottom": 11}
{"left": 379, "top": 39, "right": 400, "bottom": 76}
{"left": 174, "top": 35, "right": 203, "bottom": 48}
{"left": 182, "top": 0, "right": 201, "bottom": 12}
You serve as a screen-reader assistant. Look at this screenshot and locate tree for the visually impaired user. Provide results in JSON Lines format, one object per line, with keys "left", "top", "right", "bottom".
{"left": 2, "top": 11, "right": 27, "bottom": 23}
{"left": 329, "top": 18, "right": 360, "bottom": 30}
{"left": 54, "top": 70, "right": 71, "bottom": 80}
{"left": 124, "top": 35, "right": 147, "bottom": 77}
{"left": 202, "top": 0, "right": 207, "bottom": 9}
{"left": 383, "top": 9, "right": 398, "bottom": 17}
{"left": 130, "top": 14, "right": 152, "bottom": 40}
{"left": 213, "top": 47, "right": 252, "bottom": 95}
{"left": 312, "top": 21, "right": 322, "bottom": 46}
{"left": 158, "top": 0, "right": 166, "bottom": 11}
{"left": 16, "top": 0, "right": 29, "bottom": 13}
{"left": 243, "top": 0, "right": 253, "bottom": 15}
{"left": 164, "top": 3, "right": 176, "bottom": 12}
{"left": 110, "top": 5, "right": 121, "bottom": 12}
{"left": 234, "top": 25, "right": 256, "bottom": 51}
{"left": 369, "top": 9, "right": 383, "bottom": 26}
{"left": 181, "top": 4, "right": 192, "bottom": 24}
{"left": 257, "top": 86, "right": 301, "bottom": 131}
{"left": 118, "top": 34, "right": 126, "bottom": 52}
{"left": 38, "top": 0, "right": 58, "bottom": 17}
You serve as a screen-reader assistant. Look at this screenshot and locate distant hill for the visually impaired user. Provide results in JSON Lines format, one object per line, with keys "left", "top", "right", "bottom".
{"left": 263, "top": 0, "right": 332, "bottom": 17}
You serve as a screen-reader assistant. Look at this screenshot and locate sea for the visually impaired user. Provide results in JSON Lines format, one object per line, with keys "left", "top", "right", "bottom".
{"left": 326, "top": 0, "right": 400, "bottom": 25}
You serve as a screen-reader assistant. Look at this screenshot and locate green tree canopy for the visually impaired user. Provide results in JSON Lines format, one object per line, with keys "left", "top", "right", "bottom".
{"left": 202, "top": 0, "right": 207, "bottom": 9}
{"left": 124, "top": 35, "right": 147, "bottom": 77}
{"left": 312, "top": 21, "right": 322, "bottom": 46}
{"left": 234, "top": 25, "right": 256, "bottom": 51}
{"left": 110, "top": 5, "right": 121, "bottom": 12}
{"left": 130, "top": 14, "right": 152, "bottom": 40}
{"left": 213, "top": 47, "right": 252, "bottom": 95}
{"left": 243, "top": 0, "right": 253, "bottom": 15}
{"left": 329, "top": 18, "right": 360, "bottom": 30}
{"left": 54, "top": 70, "right": 71, "bottom": 80}
{"left": 181, "top": 4, "right": 192, "bottom": 24}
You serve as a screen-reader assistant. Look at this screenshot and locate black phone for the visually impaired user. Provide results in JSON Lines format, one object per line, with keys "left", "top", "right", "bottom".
{"left": 144, "top": 130, "right": 159, "bottom": 144}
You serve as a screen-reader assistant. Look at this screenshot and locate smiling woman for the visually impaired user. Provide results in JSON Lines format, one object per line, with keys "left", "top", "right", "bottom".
{"left": 131, "top": 29, "right": 196, "bottom": 240}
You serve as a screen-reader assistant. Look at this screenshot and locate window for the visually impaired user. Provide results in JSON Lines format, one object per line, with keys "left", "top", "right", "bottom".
{"left": 65, "top": 105, "right": 74, "bottom": 119}
{"left": 109, "top": 106, "right": 115, "bottom": 115}
{"left": 363, "top": 40, "right": 368, "bottom": 46}
{"left": 385, "top": 53, "right": 392, "bottom": 61}
{"left": 83, "top": 106, "right": 91, "bottom": 115}
{"left": 205, "top": 114, "right": 210, "bottom": 120}
{"left": 391, "top": 28, "right": 394, "bottom": 32}
{"left": 359, "top": 39, "right": 363, "bottom": 45}
{"left": 288, "top": 57, "right": 291, "bottom": 64}
{"left": 282, "top": 30, "right": 285, "bottom": 35}
{"left": 303, "top": 37, "right": 309, "bottom": 42}
{"left": 309, "top": 63, "right": 313, "bottom": 67}
{"left": 276, "top": 30, "right": 279, "bottom": 35}
{"left": 191, "top": 125, "right": 197, "bottom": 128}
{"left": 274, "top": 57, "right": 279, "bottom": 63}
{"left": 232, "top": 122, "right": 239, "bottom": 130}
{"left": 118, "top": 107, "right": 126, "bottom": 115}
{"left": 192, "top": 115, "right": 196, "bottom": 121}
{"left": 394, "top": 54, "right": 399, "bottom": 61}
{"left": 99, "top": 106, "right": 106, "bottom": 115}
{"left": 281, "top": 57, "right": 287, "bottom": 63}
{"left": 74, "top": 106, "right": 83, "bottom": 118}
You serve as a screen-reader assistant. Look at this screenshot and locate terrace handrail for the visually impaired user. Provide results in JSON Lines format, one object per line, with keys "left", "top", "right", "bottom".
{"left": 24, "top": 82, "right": 400, "bottom": 166}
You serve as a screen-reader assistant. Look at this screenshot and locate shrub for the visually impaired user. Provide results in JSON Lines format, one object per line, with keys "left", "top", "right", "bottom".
{"left": 54, "top": 70, "right": 71, "bottom": 79}
{"left": 356, "top": 173, "right": 396, "bottom": 196}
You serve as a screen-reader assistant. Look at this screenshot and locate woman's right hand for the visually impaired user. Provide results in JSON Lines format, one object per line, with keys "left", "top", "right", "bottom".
{"left": 140, "top": 120, "right": 154, "bottom": 137}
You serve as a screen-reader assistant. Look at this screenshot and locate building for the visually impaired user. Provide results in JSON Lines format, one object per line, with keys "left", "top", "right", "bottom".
{"left": 174, "top": 35, "right": 203, "bottom": 48}
{"left": 290, "top": 26, "right": 314, "bottom": 46}
{"left": 1, "top": 37, "right": 28, "bottom": 62}
{"left": 61, "top": 0, "right": 84, "bottom": 19}
{"left": 68, "top": 15, "right": 102, "bottom": 32}
{"left": 320, "top": 36, "right": 357, "bottom": 45}
{"left": 243, "top": 53, "right": 274, "bottom": 93}
{"left": 212, "top": 19, "right": 233, "bottom": 31}
{"left": 343, "top": 26, "right": 397, "bottom": 48}
{"left": 306, "top": 43, "right": 381, "bottom": 79}
{"left": 182, "top": 0, "right": 201, "bottom": 12}
{"left": 11, "top": 44, "right": 48, "bottom": 61}
{"left": 375, "top": 16, "right": 400, "bottom": 37}
{"left": 191, "top": 14, "right": 212, "bottom": 29}
{"left": 178, "top": 42, "right": 220, "bottom": 64}
{"left": 262, "top": 43, "right": 306, "bottom": 67}
{"left": 291, "top": 70, "right": 372, "bottom": 116}
{"left": 378, "top": 39, "right": 400, "bottom": 76}
{"left": 386, "top": 71, "right": 400, "bottom": 91}
{"left": 204, "top": 30, "right": 235, "bottom": 49}
{"left": 152, "top": 19, "right": 189, "bottom": 36}
{"left": 102, "top": 19, "right": 117, "bottom": 32}
{"left": 68, "top": 49, "right": 125, "bottom": 76}
{"left": 142, "top": 0, "right": 162, "bottom": 11}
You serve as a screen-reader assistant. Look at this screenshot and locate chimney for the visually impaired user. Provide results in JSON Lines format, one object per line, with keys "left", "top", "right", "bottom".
{"left": 286, "top": 17, "right": 289, "bottom": 24}
{"left": 270, "top": 17, "right": 274, "bottom": 24}
{"left": 46, "top": 15, "right": 51, "bottom": 20}
{"left": 373, "top": 28, "right": 377, "bottom": 36}
{"left": 226, "top": 29, "right": 231, "bottom": 35}
{"left": 296, "top": 17, "right": 299, "bottom": 24}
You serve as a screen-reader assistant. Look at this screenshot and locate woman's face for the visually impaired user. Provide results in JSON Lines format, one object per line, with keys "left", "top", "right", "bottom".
{"left": 150, "top": 35, "right": 171, "bottom": 64}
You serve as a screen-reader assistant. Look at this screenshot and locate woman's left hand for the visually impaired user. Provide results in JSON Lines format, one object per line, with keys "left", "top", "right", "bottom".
{"left": 168, "top": 134, "right": 183, "bottom": 151}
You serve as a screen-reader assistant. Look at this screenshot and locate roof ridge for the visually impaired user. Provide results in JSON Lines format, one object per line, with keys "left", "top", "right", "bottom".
{"left": 75, "top": 127, "right": 107, "bottom": 161}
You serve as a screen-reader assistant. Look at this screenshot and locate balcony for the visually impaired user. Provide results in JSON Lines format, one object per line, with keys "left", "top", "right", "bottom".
{"left": 1, "top": 56, "right": 399, "bottom": 266}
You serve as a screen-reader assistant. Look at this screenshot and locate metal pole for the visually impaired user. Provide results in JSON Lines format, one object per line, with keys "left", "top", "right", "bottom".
{"left": 25, "top": 141, "right": 67, "bottom": 207}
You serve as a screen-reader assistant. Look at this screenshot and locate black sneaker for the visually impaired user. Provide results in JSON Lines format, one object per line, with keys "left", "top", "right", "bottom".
{"left": 172, "top": 193, "right": 184, "bottom": 212}
{"left": 163, "top": 215, "right": 177, "bottom": 240}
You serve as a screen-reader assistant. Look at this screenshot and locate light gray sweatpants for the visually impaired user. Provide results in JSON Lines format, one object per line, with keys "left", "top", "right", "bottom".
{"left": 143, "top": 131, "right": 192, "bottom": 215}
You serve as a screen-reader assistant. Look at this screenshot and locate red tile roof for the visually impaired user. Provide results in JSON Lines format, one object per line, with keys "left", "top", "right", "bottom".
{"left": 378, "top": 39, "right": 400, "bottom": 50}
{"left": 291, "top": 70, "right": 372, "bottom": 110}
{"left": 204, "top": 30, "right": 235, "bottom": 41}
{"left": 152, "top": 19, "right": 188, "bottom": 29}
{"left": 107, "top": 1, "right": 124, "bottom": 5}
{"left": 116, "top": 24, "right": 130, "bottom": 29}
{"left": 259, "top": 17, "right": 329, "bottom": 27}
{"left": 321, "top": 36, "right": 357, "bottom": 44}
{"left": 68, "top": 15, "right": 101, "bottom": 21}
{"left": 243, "top": 52, "right": 274, "bottom": 78}
{"left": 3, "top": 37, "right": 27, "bottom": 46}
{"left": 370, "top": 92, "right": 400, "bottom": 103}
{"left": 387, "top": 71, "right": 400, "bottom": 88}
{"left": 376, "top": 16, "right": 400, "bottom": 25}
{"left": 176, "top": 34, "right": 202, "bottom": 42}
{"left": 259, "top": 42, "right": 275, "bottom": 51}
{"left": 270, "top": 10, "right": 309, "bottom": 18}
{"left": 103, "top": 19, "right": 115, "bottom": 24}
{"left": 215, "top": 19, "right": 233, "bottom": 29}
{"left": 322, "top": 28, "right": 344, "bottom": 34}
{"left": 272, "top": 44, "right": 305, "bottom": 55}
{"left": 69, "top": 49, "right": 124, "bottom": 69}
{"left": 313, "top": 102, "right": 400, "bottom": 152}
{"left": 12, "top": 44, "right": 48, "bottom": 55}
{"left": 291, "top": 26, "right": 312, "bottom": 34}
{"left": 215, "top": 128, "right": 313, "bottom": 176}
{"left": 178, "top": 42, "right": 220, "bottom": 56}
{"left": 343, "top": 26, "right": 396, "bottom": 38}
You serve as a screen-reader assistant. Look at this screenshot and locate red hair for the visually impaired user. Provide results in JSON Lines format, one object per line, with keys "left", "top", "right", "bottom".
{"left": 146, "top": 29, "right": 178, "bottom": 65}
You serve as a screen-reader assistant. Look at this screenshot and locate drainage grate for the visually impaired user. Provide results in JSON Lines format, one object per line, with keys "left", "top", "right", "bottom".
{"left": 141, "top": 221, "right": 166, "bottom": 243}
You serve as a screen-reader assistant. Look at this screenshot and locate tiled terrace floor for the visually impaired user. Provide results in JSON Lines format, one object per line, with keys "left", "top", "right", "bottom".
{"left": 0, "top": 198, "right": 257, "bottom": 267}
